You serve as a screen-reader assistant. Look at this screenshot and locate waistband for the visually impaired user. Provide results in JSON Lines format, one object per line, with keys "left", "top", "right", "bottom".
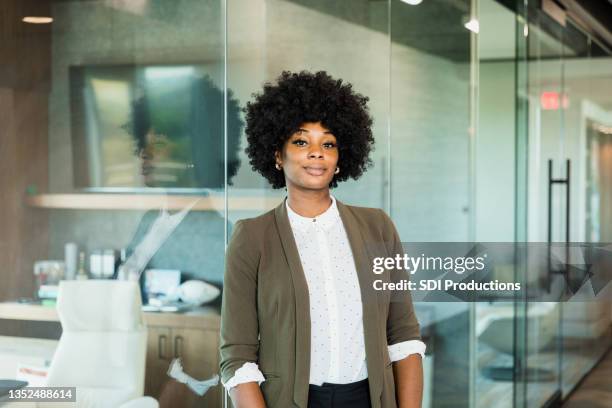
{"left": 309, "top": 378, "right": 369, "bottom": 393}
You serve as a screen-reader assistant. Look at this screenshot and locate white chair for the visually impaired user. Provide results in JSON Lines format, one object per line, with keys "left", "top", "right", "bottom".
{"left": 41, "top": 280, "right": 158, "bottom": 408}
{"left": 477, "top": 302, "right": 559, "bottom": 381}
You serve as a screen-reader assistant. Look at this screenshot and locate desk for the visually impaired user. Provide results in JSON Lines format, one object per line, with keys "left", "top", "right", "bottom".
{"left": 0, "top": 302, "right": 223, "bottom": 408}
{"left": 0, "top": 302, "right": 220, "bottom": 329}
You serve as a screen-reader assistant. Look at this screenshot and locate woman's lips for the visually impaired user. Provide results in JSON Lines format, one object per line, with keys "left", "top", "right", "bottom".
{"left": 304, "top": 166, "right": 326, "bottom": 176}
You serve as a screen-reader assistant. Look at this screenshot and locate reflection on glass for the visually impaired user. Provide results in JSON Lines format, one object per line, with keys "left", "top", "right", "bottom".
{"left": 586, "top": 121, "right": 612, "bottom": 243}
{"left": 389, "top": 0, "right": 472, "bottom": 406}
{"left": 45, "top": 1, "right": 228, "bottom": 407}
{"left": 556, "top": 31, "right": 612, "bottom": 400}
{"left": 70, "top": 67, "right": 243, "bottom": 191}
{"left": 475, "top": 0, "right": 517, "bottom": 406}
{"left": 520, "top": 4, "right": 612, "bottom": 405}
{"left": 521, "top": 12, "right": 566, "bottom": 408}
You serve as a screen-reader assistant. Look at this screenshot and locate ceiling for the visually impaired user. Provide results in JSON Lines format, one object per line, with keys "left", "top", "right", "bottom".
{"left": 290, "top": 0, "right": 610, "bottom": 62}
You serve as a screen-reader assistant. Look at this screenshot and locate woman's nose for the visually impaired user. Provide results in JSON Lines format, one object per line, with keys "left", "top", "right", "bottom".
{"left": 308, "top": 146, "right": 323, "bottom": 158}
{"left": 139, "top": 145, "right": 153, "bottom": 160}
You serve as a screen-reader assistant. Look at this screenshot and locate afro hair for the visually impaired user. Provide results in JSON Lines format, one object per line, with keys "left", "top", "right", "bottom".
{"left": 244, "top": 70, "right": 375, "bottom": 189}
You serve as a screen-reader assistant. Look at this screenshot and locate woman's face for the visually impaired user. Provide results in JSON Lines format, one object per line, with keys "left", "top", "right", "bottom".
{"left": 138, "top": 129, "right": 174, "bottom": 187}
{"left": 275, "top": 122, "right": 339, "bottom": 192}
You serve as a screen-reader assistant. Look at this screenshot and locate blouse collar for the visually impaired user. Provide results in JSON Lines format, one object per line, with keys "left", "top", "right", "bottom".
{"left": 285, "top": 195, "right": 340, "bottom": 232}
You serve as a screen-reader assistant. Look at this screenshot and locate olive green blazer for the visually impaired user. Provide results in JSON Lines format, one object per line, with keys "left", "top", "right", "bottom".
{"left": 219, "top": 198, "right": 421, "bottom": 408}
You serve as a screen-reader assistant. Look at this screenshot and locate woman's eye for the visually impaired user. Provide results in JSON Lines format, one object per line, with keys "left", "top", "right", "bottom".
{"left": 323, "top": 142, "right": 336, "bottom": 148}
{"left": 293, "top": 139, "right": 307, "bottom": 146}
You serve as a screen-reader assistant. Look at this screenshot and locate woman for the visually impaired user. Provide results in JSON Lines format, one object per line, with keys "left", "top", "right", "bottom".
{"left": 220, "top": 71, "right": 425, "bottom": 408}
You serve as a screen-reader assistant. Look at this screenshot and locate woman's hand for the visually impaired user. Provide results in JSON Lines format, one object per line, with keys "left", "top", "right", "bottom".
{"left": 393, "top": 354, "right": 424, "bottom": 408}
{"left": 229, "top": 382, "right": 267, "bottom": 408}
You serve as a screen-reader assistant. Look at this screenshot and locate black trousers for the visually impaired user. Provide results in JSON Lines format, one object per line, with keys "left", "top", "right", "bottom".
{"left": 307, "top": 378, "right": 372, "bottom": 408}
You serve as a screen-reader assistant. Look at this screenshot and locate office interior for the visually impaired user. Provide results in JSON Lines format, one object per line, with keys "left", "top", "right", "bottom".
{"left": 1, "top": 0, "right": 611, "bottom": 407}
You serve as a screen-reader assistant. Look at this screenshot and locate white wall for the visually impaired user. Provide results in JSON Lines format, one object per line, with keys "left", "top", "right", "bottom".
{"left": 476, "top": 61, "right": 516, "bottom": 242}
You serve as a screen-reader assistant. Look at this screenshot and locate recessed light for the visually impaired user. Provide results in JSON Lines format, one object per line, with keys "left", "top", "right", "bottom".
{"left": 22, "top": 16, "right": 53, "bottom": 24}
{"left": 401, "top": 0, "right": 423, "bottom": 5}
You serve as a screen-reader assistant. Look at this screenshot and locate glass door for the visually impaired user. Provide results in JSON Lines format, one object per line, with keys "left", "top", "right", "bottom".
{"left": 552, "top": 20, "right": 612, "bottom": 402}
{"left": 522, "top": 7, "right": 566, "bottom": 407}
{"left": 511, "top": 4, "right": 573, "bottom": 406}
{"left": 474, "top": 1, "right": 520, "bottom": 407}
{"left": 389, "top": 0, "right": 474, "bottom": 404}
{"left": 515, "top": 3, "right": 612, "bottom": 406}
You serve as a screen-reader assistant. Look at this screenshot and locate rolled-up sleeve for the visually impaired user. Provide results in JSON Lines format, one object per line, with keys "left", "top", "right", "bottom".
{"left": 379, "top": 209, "right": 422, "bottom": 345}
{"left": 388, "top": 340, "right": 426, "bottom": 361}
{"left": 219, "top": 220, "right": 261, "bottom": 385}
{"left": 222, "top": 362, "right": 266, "bottom": 391}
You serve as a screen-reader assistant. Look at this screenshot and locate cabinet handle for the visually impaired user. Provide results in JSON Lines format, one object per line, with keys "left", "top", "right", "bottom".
{"left": 158, "top": 334, "right": 168, "bottom": 360}
{"left": 174, "top": 335, "right": 183, "bottom": 358}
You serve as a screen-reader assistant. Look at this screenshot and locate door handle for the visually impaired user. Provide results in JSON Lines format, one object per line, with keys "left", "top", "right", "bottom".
{"left": 174, "top": 335, "right": 183, "bottom": 358}
{"left": 547, "top": 159, "right": 570, "bottom": 243}
{"left": 547, "top": 159, "right": 571, "bottom": 290}
{"left": 158, "top": 334, "right": 168, "bottom": 360}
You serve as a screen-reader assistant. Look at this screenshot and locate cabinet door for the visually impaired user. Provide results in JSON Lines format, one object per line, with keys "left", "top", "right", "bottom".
{"left": 169, "top": 328, "right": 221, "bottom": 408}
{"left": 144, "top": 326, "right": 172, "bottom": 399}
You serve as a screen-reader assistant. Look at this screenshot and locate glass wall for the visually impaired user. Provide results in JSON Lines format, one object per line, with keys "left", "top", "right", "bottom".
{"left": 0, "top": 1, "right": 611, "bottom": 408}
{"left": 516, "top": 2, "right": 612, "bottom": 407}
{"left": 1, "top": 0, "right": 227, "bottom": 406}
{"left": 389, "top": 0, "right": 473, "bottom": 405}
{"left": 475, "top": 2, "right": 518, "bottom": 407}
{"left": 226, "top": 0, "right": 391, "bottom": 216}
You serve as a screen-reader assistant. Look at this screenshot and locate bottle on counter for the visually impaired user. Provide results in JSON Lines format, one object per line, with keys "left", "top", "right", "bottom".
{"left": 75, "top": 251, "right": 88, "bottom": 280}
{"left": 64, "top": 242, "right": 78, "bottom": 280}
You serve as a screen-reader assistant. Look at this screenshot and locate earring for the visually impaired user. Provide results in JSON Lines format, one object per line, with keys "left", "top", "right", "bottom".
{"left": 334, "top": 167, "right": 340, "bottom": 174}
{"left": 275, "top": 163, "right": 282, "bottom": 170}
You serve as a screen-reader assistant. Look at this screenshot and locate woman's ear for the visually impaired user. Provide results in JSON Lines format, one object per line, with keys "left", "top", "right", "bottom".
{"left": 274, "top": 150, "right": 282, "bottom": 166}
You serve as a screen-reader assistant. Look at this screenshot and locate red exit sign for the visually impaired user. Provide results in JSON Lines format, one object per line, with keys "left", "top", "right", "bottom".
{"left": 540, "top": 91, "right": 569, "bottom": 110}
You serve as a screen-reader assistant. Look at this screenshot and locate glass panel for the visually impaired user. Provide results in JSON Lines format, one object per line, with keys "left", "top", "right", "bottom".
{"left": 522, "top": 7, "right": 566, "bottom": 407}
{"left": 389, "top": 0, "right": 473, "bottom": 406}
{"left": 514, "top": 1, "right": 530, "bottom": 407}
{"left": 226, "top": 0, "right": 391, "bottom": 403}
{"left": 558, "top": 26, "right": 612, "bottom": 398}
{"left": 515, "top": 4, "right": 612, "bottom": 407}
{"left": 475, "top": 1, "right": 517, "bottom": 407}
{"left": 227, "top": 0, "right": 392, "bottom": 215}
{"left": 1, "top": 1, "right": 225, "bottom": 407}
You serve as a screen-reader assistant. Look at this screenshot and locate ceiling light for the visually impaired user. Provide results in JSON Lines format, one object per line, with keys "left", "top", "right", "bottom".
{"left": 22, "top": 16, "right": 53, "bottom": 24}
{"left": 464, "top": 18, "right": 479, "bottom": 34}
{"left": 594, "top": 123, "right": 612, "bottom": 135}
{"left": 401, "top": 0, "right": 423, "bottom": 5}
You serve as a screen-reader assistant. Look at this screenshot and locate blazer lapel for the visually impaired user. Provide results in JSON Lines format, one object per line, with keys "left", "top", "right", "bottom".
{"left": 274, "top": 198, "right": 311, "bottom": 408}
{"left": 337, "top": 199, "right": 383, "bottom": 405}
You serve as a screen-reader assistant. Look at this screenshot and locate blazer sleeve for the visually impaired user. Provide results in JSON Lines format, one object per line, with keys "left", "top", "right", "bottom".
{"left": 219, "top": 219, "right": 261, "bottom": 384}
{"left": 379, "top": 209, "right": 422, "bottom": 345}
